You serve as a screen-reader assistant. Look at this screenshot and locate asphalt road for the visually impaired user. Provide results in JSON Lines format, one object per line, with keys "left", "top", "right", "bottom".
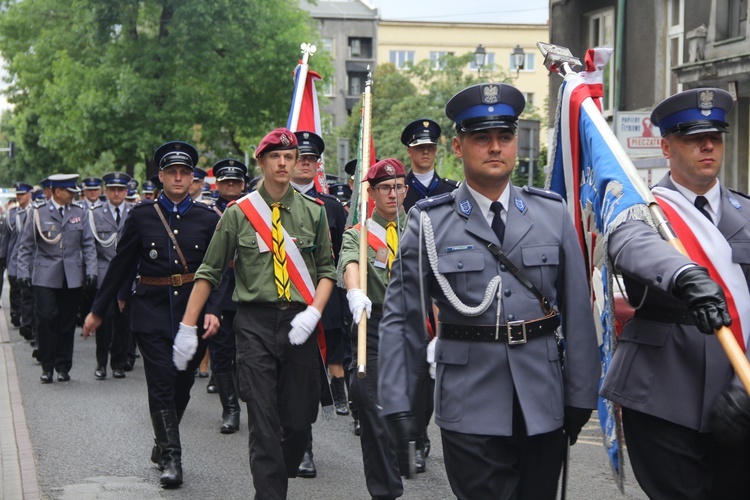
{"left": 6, "top": 296, "right": 646, "bottom": 499}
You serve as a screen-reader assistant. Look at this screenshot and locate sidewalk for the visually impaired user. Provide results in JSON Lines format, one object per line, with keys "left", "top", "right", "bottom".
{"left": 0, "top": 292, "right": 41, "bottom": 500}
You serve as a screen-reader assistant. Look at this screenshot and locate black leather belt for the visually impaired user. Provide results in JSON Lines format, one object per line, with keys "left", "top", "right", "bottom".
{"left": 252, "top": 302, "right": 307, "bottom": 311}
{"left": 634, "top": 305, "right": 694, "bottom": 325}
{"left": 439, "top": 313, "right": 560, "bottom": 344}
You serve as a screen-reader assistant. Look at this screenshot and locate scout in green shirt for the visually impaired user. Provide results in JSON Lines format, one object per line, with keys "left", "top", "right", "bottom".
{"left": 339, "top": 158, "right": 409, "bottom": 499}
{"left": 178, "top": 128, "right": 335, "bottom": 500}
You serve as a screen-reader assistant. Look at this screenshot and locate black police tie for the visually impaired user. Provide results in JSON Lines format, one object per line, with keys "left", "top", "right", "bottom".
{"left": 694, "top": 196, "right": 713, "bottom": 224}
{"left": 59, "top": 207, "right": 64, "bottom": 219}
{"left": 490, "top": 201, "right": 505, "bottom": 245}
{"left": 115, "top": 206, "right": 121, "bottom": 226}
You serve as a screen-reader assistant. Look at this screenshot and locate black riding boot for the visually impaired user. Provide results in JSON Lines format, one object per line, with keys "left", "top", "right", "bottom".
{"left": 151, "top": 410, "right": 183, "bottom": 487}
{"left": 331, "top": 376, "right": 349, "bottom": 416}
{"left": 215, "top": 371, "right": 240, "bottom": 434}
{"left": 297, "top": 438, "right": 316, "bottom": 478}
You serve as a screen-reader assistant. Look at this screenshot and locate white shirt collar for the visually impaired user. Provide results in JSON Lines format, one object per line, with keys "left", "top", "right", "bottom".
{"left": 291, "top": 181, "right": 315, "bottom": 194}
{"left": 412, "top": 170, "right": 435, "bottom": 187}
{"left": 671, "top": 178, "right": 722, "bottom": 223}
{"left": 465, "top": 182, "right": 510, "bottom": 225}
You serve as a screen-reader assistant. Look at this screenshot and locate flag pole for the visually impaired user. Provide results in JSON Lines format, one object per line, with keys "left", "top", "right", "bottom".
{"left": 543, "top": 43, "right": 750, "bottom": 394}
{"left": 288, "top": 42, "right": 316, "bottom": 132}
{"left": 357, "top": 68, "right": 374, "bottom": 379}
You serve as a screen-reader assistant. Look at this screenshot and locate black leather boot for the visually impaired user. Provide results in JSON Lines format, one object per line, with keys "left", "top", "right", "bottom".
{"left": 151, "top": 410, "right": 183, "bottom": 471}
{"left": 297, "top": 439, "right": 316, "bottom": 478}
{"left": 151, "top": 410, "right": 183, "bottom": 487}
{"left": 215, "top": 371, "right": 240, "bottom": 434}
{"left": 330, "top": 376, "right": 349, "bottom": 416}
{"left": 206, "top": 372, "right": 217, "bottom": 394}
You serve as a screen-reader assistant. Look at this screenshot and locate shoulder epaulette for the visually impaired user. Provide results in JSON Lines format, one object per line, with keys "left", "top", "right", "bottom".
{"left": 415, "top": 192, "right": 453, "bottom": 210}
{"left": 728, "top": 188, "right": 750, "bottom": 201}
{"left": 523, "top": 186, "right": 563, "bottom": 202}
{"left": 71, "top": 201, "right": 84, "bottom": 209}
{"left": 226, "top": 199, "right": 237, "bottom": 208}
{"left": 299, "top": 191, "right": 324, "bottom": 206}
{"left": 317, "top": 192, "right": 341, "bottom": 204}
{"left": 35, "top": 200, "right": 46, "bottom": 208}
{"left": 191, "top": 200, "right": 216, "bottom": 212}
{"left": 90, "top": 202, "right": 104, "bottom": 210}
{"left": 444, "top": 178, "right": 460, "bottom": 187}
{"left": 133, "top": 199, "right": 156, "bottom": 209}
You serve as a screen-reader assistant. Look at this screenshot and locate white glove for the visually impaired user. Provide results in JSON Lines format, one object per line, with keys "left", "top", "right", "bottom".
{"left": 173, "top": 323, "right": 198, "bottom": 371}
{"left": 426, "top": 337, "right": 437, "bottom": 380}
{"left": 346, "top": 288, "right": 372, "bottom": 325}
{"left": 288, "top": 306, "right": 322, "bottom": 345}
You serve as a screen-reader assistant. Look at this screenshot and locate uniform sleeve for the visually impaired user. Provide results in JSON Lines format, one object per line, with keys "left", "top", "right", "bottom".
{"left": 337, "top": 227, "right": 360, "bottom": 276}
{"left": 195, "top": 207, "right": 239, "bottom": 288}
{"left": 81, "top": 209, "right": 98, "bottom": 277}
{"left": 556, "top": 199, "right": 601, "bottom": 409}
{"left": 15, "top": 208, "right": 35, "bottom": 280}
{"left": 91, "top": 211, "right": 142, "bottom": 317}
{"left": 312, "top": 205, "right": 336, "bottom": 283}
{"left": 378, "top": 208, "right": 432, "bottom": 416}
{"left": 608, "top": 219, "right": 694, "bottom": 293}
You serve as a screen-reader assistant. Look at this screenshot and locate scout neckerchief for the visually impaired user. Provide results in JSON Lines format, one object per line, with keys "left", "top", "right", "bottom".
{"left": 236, "top": 190, "right": 316, "bottom": 303}
{"left": 271, "top": 201, "right": 291, "bottom": 301}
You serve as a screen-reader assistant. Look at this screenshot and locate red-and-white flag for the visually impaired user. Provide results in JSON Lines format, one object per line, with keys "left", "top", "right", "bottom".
{"left": 287, "top": 64, "right": 328, "bottom": 193}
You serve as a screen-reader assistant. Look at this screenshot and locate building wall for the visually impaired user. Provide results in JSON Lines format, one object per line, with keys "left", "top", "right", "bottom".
{"left": 377, "top": 21, "right": 550, "bottom": 141}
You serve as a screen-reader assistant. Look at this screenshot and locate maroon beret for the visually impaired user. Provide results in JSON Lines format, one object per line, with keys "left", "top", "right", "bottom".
{"left": 255, "top": 128, "right": 298, "bottom": 158}
{"left": 364, "top": 158, "right": 406, "bottom": 185}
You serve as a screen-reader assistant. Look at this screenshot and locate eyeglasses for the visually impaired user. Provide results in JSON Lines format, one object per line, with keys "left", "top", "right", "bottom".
{"left": 374, "top": 184, "right": 407, "bottom": 195}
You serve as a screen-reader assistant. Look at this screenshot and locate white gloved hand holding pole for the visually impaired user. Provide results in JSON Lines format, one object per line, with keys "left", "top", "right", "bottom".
{"left": 288, "top": 306, "right": 322, "bottom": 345}
{"left": 173, "top": 323, "right": 199, "bottom": 371}
{"left": 427, "top": 337, "right": 437, "bottom": 379}
{"left": 346, "top": 288, "right": 372, "bottom": 325}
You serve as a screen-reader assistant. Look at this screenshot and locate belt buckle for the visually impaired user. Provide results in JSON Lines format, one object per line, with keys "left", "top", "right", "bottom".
{"left": 171, "top": 274, "right": 183, "bottom": 287}
{"left": 507, "top": 320, "right": 527, "bottom": 345}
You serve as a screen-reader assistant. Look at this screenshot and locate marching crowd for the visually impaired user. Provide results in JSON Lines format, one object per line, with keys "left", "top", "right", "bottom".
{"left": 2, "top": 81, "right": 750, "bottom": 500}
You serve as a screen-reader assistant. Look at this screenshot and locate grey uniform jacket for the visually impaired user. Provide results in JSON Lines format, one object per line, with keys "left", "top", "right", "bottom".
{"left": 3, "top": 206, "right": 30, "bottom": 277}
{"left": 16, "top": 201, "right": 97, "bottom": 288}
{"left": 88, "top": 202, "right": 132, "bottom": 279}
{"left": 378, "top": 182, "right": 600, "bottom": 437}
{"left": 600, "top": 175, "right": 750, "bottom": 432}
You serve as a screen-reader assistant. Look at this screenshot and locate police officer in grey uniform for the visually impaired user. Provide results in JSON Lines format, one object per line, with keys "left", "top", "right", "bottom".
{"left": 80, "top": 177, "right": 103, "bottom": 212}
{"left": 17, "top": 174, "right": 98, "bottom": 383}
{"left": 378, "top": 83, "right": 601, "bottom": 499}
{"left": 84, "top": 172, "right": 133, "bottom": 380}
{"left": 3, "top": 183, "right": 34, "bottom": 335}
{"left": 600, "top": 88, "right": 750, "bottom": 499}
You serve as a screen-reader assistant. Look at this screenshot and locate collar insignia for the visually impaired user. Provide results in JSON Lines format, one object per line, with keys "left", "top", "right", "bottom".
{"left": 729, "top": 196, "right": 742, "bottom": 210}
{"left": 459, "top": 199, "right": 472, "bottom": 216}
{"left": 514, "top": 197, "right": 526, "bottom": 212}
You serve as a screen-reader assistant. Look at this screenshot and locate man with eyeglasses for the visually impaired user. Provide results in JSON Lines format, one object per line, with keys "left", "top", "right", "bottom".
{"left": 339, "top": 158, "right": 409, "bottom": 499}
{"left": 290, "top": 130, "right": 349, "bottom": 478}
{"left": 401, "top": 118, "right": 458, "bottom": 212}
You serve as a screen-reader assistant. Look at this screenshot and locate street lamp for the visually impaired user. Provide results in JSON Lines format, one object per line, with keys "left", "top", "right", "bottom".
{"left": 512, "top": 45, "right": 526, "bottom": 75}
{"left": 474, "top": 44, "right": 486, "bottom": 77}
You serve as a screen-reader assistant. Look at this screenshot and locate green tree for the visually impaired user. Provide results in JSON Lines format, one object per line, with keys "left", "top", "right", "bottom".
{"left": 0, "top": 0, "right": 330, "bottom": 184}
{"left": 340, "top": 52, "right": 540, "bottom": 184}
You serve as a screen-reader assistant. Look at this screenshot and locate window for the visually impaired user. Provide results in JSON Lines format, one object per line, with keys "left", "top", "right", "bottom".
{"left": 348, "top": 72, "right": 368, "bottom": 95}
{"left": 509, "top": 53, "right": 535, "bottom": 72}
{"left": 469, "top": 52, "right": 495, "bottom": 70}
{"left": 429, "top": 51, "right": 454, "bottom": 70}
{"left": 322, "top": 77, "right": 334, "bottom": 97}
{"left": 349, "top": 38, "right": 372, "bottom": 58}
{"left": 322, "top": 37, "right": 334, "bottom": 55}
{"left": 587, "top": 8, "right": 615, "bottom": 114}
{"left": 522, "top": 92, "right": 535, "bottom": 107}
{"left": 390, "top": 50, "right": 415, "bottom": 70}
{"left": 715, "top": 0, "right": 747, "bottom": 41}
{"left": 666, "top": 0, "right": 684, "bottom": 95}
